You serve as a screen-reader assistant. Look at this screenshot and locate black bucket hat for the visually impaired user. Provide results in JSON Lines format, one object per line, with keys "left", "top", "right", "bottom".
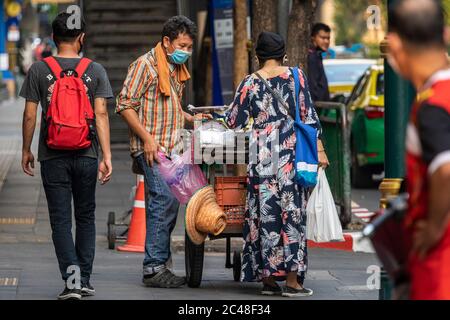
{"left": 255, "top": 31, "right": 286, "bottom": 60}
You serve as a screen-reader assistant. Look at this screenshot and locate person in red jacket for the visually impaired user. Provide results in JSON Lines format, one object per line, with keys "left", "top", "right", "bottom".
{"left": 387, "top": 0, "right": 450, "bottom": 300}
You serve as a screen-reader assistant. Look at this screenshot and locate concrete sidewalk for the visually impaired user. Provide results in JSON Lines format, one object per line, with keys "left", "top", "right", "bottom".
{"left": 0, "top": 242, "right": 379, "bottom": 300}
{"left": 0, "top": 98, "right": 380, "bottom": 300}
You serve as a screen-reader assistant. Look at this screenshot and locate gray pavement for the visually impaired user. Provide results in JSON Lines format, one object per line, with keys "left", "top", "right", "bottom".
{"left": 0, "top": 98, "right": 381, "bottom": 300}
{"left": 0, "top": 242, "right": 379, "bottom": 300}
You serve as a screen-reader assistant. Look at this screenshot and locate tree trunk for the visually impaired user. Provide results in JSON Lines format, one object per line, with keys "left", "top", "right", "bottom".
{"left": 233, "top": 0, "right": 249, "bottom": 89}
{"left": 286, "top": 0, "right": 317, "bottom": 71}
{"left": 234, "top": 0, "right": 250, "bottom": 176}
{"left": 251, "top": 0, "right": 278, "bottom": 72}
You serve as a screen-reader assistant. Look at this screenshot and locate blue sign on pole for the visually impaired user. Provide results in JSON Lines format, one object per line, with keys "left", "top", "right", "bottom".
{"left": 0, "top": 0, "right": 6, "bottom": 53}
{"left": 0, "top": 0, "right": 9, "bottom": 75}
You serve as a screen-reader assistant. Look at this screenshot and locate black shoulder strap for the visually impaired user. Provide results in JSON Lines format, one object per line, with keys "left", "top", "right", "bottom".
{"left": 254, "top": 72, "right": 293, "bottom": 119}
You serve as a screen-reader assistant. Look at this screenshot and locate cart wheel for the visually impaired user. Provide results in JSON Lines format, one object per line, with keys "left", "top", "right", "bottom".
{"left": 107, "top": 214, "right": 116, "bottom": 250}
{"left": 108, "top": 211, "right": 115, "bottom": 225}
{"left": 108, "top": 224, "right": 116, "bottom": 250}
{"left": 232, "top": 251, "right": 241, "bottom": 282}
{"left": 185, "top": 232, "right": 204, "bottom": 288}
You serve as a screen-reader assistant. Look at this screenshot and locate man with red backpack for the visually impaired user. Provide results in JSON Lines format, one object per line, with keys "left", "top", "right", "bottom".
{"left": 20, "top": 12, "right": 113, "bottom": 300}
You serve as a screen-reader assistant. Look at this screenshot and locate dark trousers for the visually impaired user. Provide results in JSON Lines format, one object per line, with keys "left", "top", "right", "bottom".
{"left": 40, "top": 155, "right": 98, "bottom": 284}
{"left": 135, "top": 154, "right": 179, "bottom": 273}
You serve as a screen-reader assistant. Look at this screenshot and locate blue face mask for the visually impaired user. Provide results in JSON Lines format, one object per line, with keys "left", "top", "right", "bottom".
{"left": 168, "top": 48, "right": 192, "bottom": 65}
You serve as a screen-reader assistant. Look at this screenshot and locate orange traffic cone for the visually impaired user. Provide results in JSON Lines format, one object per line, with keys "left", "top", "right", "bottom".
{"left": 117, "top": 175, "right": 146, "bottom": 253}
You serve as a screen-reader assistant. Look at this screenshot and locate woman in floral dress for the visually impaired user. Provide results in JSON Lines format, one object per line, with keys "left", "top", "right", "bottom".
{"left": 225, "top": 32, "right": 329, "bottom": 297}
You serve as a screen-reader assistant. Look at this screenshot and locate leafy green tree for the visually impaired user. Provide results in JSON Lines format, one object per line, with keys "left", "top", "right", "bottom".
{"left": 443, "top": 0, "right": 450, "bottom": 25}
{"left": 334, "top": 0, "right": 386, "bottom": 45}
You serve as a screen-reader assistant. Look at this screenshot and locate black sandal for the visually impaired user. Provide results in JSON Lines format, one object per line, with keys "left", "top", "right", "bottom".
{"left": 261, "top": 282, "right": 282, "bottom": 296}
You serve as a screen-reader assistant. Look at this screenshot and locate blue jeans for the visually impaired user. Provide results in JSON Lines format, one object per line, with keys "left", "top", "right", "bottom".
{"left": 40, "top": 156, "right": 98, "bottom": 284}
{"left": 136, "top": 154, "right": 179, "bottom": 274}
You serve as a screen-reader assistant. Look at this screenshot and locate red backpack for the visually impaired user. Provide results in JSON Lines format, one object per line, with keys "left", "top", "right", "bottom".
{"left": 44, "top": 56, "right": 94, "bottom": 150}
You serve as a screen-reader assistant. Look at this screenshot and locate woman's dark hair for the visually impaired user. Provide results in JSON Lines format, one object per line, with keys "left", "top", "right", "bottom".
{"left": 162, "top": 15, "right": 197, "bottom": 42}
{"left": 52, "top": 12, "right": 86, "bottom": 45}
{"left": 255, "top": 31, "right": 286, "bottom": 67}
{"left": 257, "top": 56, "right": 284, "bottom": 68}
{"left": 311, "top": 23, "right": 331, "bottom": 37}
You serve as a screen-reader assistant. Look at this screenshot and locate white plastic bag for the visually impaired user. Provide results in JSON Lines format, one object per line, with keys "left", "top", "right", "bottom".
{"left": 306, "top": 168, "right": 345, "bottom": 243}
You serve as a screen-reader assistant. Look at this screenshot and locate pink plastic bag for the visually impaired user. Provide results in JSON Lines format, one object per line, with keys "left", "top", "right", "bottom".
{"left": 158, "top": 150, "right": 207, "bottom": 204}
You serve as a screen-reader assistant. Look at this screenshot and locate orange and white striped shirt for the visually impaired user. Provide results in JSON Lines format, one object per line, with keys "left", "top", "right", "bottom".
{"left": 115, "top": 48, "right": 186, "bottom": 155}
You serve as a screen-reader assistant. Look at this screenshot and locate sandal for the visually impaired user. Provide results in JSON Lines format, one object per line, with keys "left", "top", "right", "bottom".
{"left": 143, "top": 268, "right": 186, "bottom": 288}
{"left": 282, "top": 286, "right": 314, "bottom": 297}
{"left": 261, "top": 282, "right": 282, "bottom": 296}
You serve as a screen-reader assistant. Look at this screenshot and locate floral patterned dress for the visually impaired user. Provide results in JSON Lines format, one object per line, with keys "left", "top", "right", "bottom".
{"left": 225, "top": 67, "right": 322, "bottom": 282}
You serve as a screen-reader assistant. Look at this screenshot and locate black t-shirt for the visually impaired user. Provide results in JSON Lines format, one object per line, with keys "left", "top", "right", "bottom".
{"left": 307, "top": 48, "right": 330, "bottom": 103}
{"left": 19, "top": 57, "right": 114, "bottom": 162}
{"left": 417, "top": 103, "right": 450, "bottom": 165}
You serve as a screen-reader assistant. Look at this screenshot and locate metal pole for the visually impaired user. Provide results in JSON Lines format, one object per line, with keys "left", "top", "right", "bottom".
{"left": 379, "top": 58, "right": 415, "bottom": 208}
{"left": 277, "top": 0, "right": 291, "bottom": 41}
{"left": 314, "top": 101, "right": 352, "bottom": 226}
{"left": 378, "top": 0, "right": 416, "bottom": 300}
{"left": 339, "top": 102, "right": 352, "bottom": 226}
{"left": 383, "top": 62, "right": 415, "bottom": 179}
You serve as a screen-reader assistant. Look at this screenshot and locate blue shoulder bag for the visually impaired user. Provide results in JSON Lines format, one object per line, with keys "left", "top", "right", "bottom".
{"left": 255, "top": 68, "right": 318, "bottom": 187}
{"left": 292, "top": 67, "right": 319, "bottom": 187}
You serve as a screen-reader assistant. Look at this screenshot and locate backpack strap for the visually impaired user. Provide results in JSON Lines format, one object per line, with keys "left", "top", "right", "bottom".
{"left": 43, "top": 56, "right": 63, "bottom": 80}
{"left": 75, "top": 58, "right": 92, "bottom": 78}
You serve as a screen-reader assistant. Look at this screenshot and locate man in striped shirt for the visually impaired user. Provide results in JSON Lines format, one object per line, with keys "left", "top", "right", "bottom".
{"left": 116, "top": 16, "right": 209, "bottom": 288}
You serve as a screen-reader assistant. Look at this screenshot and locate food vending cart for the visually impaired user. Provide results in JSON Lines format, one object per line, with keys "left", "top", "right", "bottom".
{"left": 184, "top": 106, "right": 250, "bottom": 288}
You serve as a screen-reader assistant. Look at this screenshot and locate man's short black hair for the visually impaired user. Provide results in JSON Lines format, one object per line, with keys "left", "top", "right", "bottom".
{"left": 52, "top": 11, "right": 86, "bottom": 45}
{"left": 389, "top": 0, "right": 446, "bottom": 48}
{"left": 311, "top": 23, "right": 331, "bottom": 37}
{"left": 162, "top": 15, "right": 197, "bottom": 42}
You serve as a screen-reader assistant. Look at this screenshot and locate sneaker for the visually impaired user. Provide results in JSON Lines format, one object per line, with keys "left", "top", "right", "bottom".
{"left": 81, "top": 281, "right": 95, "bottom": 297}
{"left": 282, "top": 286, "right": 314, "bottom": 298}
{"left": 261, "top": 283, "right": 282, "bottom": 296}
{"left": 57, "top": 286, "right": 82, "bottom": 300}
{"left": 142, "top": 268, "right": 186, "bottom": 288}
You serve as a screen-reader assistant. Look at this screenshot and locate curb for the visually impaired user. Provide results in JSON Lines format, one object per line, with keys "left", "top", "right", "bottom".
{"left": 308, "top": 232, "right": 374, "bottom": 253}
